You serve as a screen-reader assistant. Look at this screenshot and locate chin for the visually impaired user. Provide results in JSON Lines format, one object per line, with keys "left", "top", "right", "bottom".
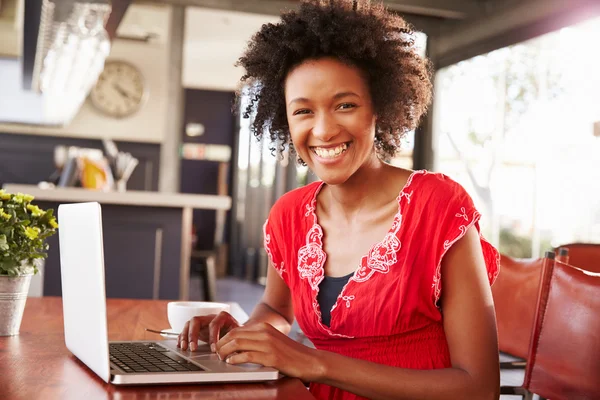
{"left": 311, "top": 169, "right": 352, "bottom": 186}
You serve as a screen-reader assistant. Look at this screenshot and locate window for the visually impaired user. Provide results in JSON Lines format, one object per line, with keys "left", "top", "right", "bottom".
{"left": 433, "top": 16, "right": 600, "bottom": 258}
{"left": 388, "top": 31, "right": 428, "bottom": 170}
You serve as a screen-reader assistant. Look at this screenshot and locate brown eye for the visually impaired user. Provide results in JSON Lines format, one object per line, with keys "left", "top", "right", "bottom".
{"left": 293, "top": 109, "right": 311, "bottom": 115}
{"left": 337, "top": 103, "right": 357, "bottom": 110}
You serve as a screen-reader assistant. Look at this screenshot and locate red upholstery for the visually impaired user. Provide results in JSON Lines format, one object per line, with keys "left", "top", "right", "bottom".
{"left": 524, "top": 259, "right": 600, "bottom": 399}
{"left": 492, "top": 255, "right": 543, "bottom": 359}
{"left": 556, "top": 243, "right": 600, "bottom": 273}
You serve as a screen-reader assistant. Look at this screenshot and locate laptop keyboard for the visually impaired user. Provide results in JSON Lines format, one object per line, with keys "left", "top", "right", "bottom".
{"left": 109, "top": 342, "right": 204, "bottom": 373}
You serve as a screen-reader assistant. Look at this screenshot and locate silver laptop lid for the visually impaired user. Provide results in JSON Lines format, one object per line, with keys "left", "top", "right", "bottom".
{"left": 58, "top": 202, "right": 110, "bottom": 383}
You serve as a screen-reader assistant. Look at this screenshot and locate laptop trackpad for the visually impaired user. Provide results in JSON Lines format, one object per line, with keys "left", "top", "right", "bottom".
{"left": 160, "top": 341, "right": 268, "bottom": 371}
{"left": 198, "top": 360, "right": 266, "bottom": 372}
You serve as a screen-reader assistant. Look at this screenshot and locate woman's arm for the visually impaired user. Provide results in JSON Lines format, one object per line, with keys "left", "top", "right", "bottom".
{"left": 244, "top": 262, "right": 295, "bottom": 335}
{"left": 312, "top": 226, "right": 500, "bottom": 399}
{"left": 218, "top": 226, "right": 500, "bottom": 400}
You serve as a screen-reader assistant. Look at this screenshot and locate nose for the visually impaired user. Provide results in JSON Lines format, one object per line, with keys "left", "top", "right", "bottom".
{"left": 312, "top": 112, "right": 339, "bottom": 142}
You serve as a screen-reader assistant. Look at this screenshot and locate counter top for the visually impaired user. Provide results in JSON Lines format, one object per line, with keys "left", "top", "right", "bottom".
{"left": 1, "top": 184, "right": 232, "bottom": 210}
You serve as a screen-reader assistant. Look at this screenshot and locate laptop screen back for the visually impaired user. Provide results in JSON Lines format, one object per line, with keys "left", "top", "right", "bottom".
{"left": 58, "top": 202, "right": 110, "bottom": 382}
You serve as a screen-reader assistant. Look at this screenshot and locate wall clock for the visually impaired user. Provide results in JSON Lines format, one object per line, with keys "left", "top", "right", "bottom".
{"left": 89, "top": 61, "right": 147, "bottom": 118}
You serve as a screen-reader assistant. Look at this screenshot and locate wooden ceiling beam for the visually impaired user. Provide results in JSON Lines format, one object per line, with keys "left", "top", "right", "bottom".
{"left": 382, "top": 0, "right": 477, "bottom": 19}
{"left": 106, "top": 0, "right": 132, "bottom": 41}
{"left": 433, "top": 0, "right": 600, "bottom": 67}
{"left": 134, "top": 0, "right": 475, "bottom": 19}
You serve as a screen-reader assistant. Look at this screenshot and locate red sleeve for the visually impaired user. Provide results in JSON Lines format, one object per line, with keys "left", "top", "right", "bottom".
{"left": 429, "top": 175, "right": 500, "bottom": 307}
{"left": 263, "top": 200, "right": 289, "bottom": 284}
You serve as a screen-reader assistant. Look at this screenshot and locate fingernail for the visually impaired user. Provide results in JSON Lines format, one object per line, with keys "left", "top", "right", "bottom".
{"left": 189, "top": 342, "right": 196, "bottom": 351}
{"left": 226, "top": 358, "right": 231, "bottom": 364}
{"left": 210, "top": 343, "right": 216, "bottom": 352}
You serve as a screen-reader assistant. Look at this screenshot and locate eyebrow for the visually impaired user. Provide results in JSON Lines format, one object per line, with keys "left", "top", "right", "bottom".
{"left": 287, "top": 91, "right": 360, "bottom": 107}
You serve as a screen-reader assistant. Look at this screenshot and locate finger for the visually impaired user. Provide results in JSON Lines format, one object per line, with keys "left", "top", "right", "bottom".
{"left": 209, "top": 312, "right": 238, "bottom": 351}
{"left": 178, "top": 321, "right": 190, "bottom": 349}
{"left": 217, "top": 323, "right": 270, "bottom": 349}
{"left": 217, "top": 332, "right": 268, "bottom": 360}
{"left": 208, "top": 313, "right": 227, "bottom": 351}
{"left": 197, "top": 324, "right": 211, "bottom": 343}
{"left": 225, "top": 351, "right": 266, "bottom": 366}
{"left": 188, "top": 316, "right": 212, "bottom": 351}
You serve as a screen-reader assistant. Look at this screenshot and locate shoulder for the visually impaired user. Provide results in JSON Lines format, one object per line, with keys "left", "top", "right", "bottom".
{"left": 268, "top": 181, "right": 322, "bottom": 223}
{"left": 264, "top": 182, "right": 321, "bottom": 258}
{"left": 415, "top": 170, "right": 467, "bottom": 193}
{"left": 409, "top": 170, "right": 472, "bottom": 205}
{"left": 276, "top": 180, "right": 322, "bottom": 205}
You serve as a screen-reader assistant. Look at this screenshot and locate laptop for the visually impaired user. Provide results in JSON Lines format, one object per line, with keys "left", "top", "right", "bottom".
{"left": 57, "top": 202, "right": 280, "bottom": 385}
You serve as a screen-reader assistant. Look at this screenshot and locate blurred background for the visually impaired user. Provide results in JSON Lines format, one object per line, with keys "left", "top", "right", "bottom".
{"left": 0, "top": 0, "right": 599, "bottom": 306}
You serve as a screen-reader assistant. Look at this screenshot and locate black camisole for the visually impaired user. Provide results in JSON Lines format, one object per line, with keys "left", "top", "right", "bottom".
{"left": 316, "top": 272, "right": 354, "bottom": 327}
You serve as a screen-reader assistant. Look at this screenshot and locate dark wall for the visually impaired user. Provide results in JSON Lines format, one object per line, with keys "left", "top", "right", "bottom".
{"left": 179, "top": 89, "right": 236, "bottom": 251}
{"left": 37, "top": 201, "right": 183, "bottom": 300}
{"left": 183, "top": 89, "right": 236, "bottom": 147}
{"left": 0, "top": 132, "right": 160, "bottom": 191}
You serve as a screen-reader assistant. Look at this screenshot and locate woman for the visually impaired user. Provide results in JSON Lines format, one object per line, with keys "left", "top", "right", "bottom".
{"left": 178, "top": 1, "right": 501, "bottom": 399}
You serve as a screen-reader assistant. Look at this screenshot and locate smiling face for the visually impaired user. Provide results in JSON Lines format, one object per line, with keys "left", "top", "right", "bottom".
{"left": 284, "top": 57, "right": 378, "bottom": 185}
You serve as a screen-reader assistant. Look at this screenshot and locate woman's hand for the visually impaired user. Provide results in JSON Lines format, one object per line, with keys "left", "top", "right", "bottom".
{"left": 177, "top": 311, "right": 241, "bottom": 352}
{"left": 215, "top": 322, "right": 323, "bottom": 382}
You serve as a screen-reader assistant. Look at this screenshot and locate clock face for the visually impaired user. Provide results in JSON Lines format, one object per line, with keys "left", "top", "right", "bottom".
{"left": 89, "top": 61, "right": 146, "bottom": 118}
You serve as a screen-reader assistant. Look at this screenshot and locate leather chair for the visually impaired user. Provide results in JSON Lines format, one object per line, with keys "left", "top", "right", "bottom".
{"left": 556, "top": 243, "right": 600, "bottom": 273}
{"left": 492, "top": 255, "right": 544, "bottom": 365}
{"left": 502, "top": 257, "right": 600, "bottom": 399}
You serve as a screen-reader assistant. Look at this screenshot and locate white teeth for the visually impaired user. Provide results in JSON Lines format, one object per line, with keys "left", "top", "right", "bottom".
{"left": 313, "top": 143, "right": 348, "bottom": 159}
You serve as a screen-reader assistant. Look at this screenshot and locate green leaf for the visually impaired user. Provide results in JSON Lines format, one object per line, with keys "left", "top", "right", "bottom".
{"left": 0, "top": 192, "right": 57, "bottom": 276}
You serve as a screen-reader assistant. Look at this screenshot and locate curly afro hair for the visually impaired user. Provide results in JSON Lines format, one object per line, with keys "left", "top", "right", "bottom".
{"left": 235, "top": 0, "right": 433, "bottom": 160}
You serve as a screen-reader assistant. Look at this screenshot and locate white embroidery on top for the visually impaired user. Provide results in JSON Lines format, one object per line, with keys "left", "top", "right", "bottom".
{"left": 312, "top": 300, "right": 353, "bottom": 338}
{"left": 305, "top": 202, "right": 315, "bottom": 217}
{"left": 455, "top": 207, "right": 468, "bottom": 221}
{"left": 341, "top": 295, "right": 355, "bottom": 308}
{"left": 297, "top": 221, "right": 326, "bottom": 291}
{"left": 399, "top": 190, "right": 413, "bottom": 204}
{"left": 433, "top": 209, "right": 480, "bottom": 304}
{"left": 354, "top": 230, "right": 401, "bottom": 282}
{"left": 263, "top": 219, "right": 285, "bottom": 277}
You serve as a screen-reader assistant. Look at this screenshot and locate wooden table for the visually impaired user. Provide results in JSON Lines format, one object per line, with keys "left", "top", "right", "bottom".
{"left": 0, "top": 297, "right": 316, "bottom": 400}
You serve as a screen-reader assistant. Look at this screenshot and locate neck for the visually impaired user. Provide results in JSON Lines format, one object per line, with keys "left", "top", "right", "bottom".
{"left": 324, "top": 152, "right": 395, "bottom": 217}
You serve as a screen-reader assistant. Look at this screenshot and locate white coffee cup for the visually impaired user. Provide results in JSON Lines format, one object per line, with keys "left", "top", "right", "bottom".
{"left": 167, "top": 301, "right": 231, "bottom": 333}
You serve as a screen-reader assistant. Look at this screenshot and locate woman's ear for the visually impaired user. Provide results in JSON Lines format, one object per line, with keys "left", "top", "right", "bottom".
{"left": 372, "top": 115, "right": 379, "bottom": 135}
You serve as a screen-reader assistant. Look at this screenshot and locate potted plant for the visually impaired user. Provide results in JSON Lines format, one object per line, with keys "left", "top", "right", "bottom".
{"left": 0, "top": 190, "right": 58, "bottom": 336}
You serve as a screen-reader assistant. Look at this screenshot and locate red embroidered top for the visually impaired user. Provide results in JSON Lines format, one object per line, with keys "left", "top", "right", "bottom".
{"left": 263, "top": 170, "right": 500, "bottom": 400}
